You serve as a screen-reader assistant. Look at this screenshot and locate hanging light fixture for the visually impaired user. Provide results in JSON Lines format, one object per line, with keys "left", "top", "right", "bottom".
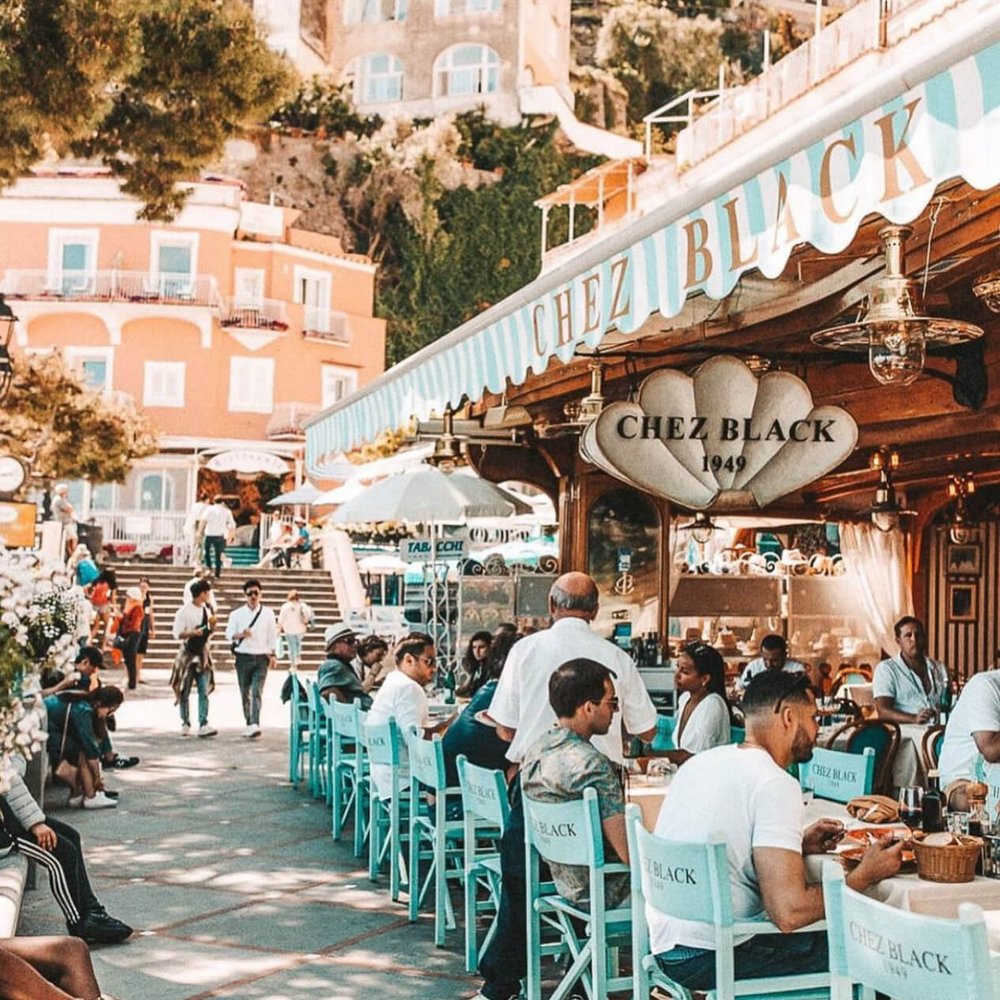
{"left": 576, "top": 358, "right": 607, "bottom": 423}
{"left": 425, "top": 407, "right": 463, "bottom": 473}
{"left": 972, "top": 230, "right": 1000, "bottom": 311}
{"left": 812, "top": 225, "right": 983, "bottom": 387}
{"left": 0, "top": 295, "right": 17, "bottom": 404}
{"left": 678, "top": 511, "right": 718, "bottom": 544}
{"left": 867, "top": 446, "right": 910, "bottom": 532}
{"left": 946, "top": 472, "right": 977, "bottom": 544}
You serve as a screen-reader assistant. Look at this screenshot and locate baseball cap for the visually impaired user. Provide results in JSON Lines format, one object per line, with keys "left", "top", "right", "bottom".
{"left": 324, "top": 622, "right": 357, "bottom": 648}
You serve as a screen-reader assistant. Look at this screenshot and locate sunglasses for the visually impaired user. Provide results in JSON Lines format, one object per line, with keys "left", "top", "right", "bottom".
{"left": 246, "top": 590, "right": 261, "bottom": 597}
{"left": 773, "top": 673, "right": 813, "bottom": 715}
{"left": 417, "top": 654, "right": 437, "bottom": 666}
{"left": 592, "top": 696, "right": 620, "bottom": 711}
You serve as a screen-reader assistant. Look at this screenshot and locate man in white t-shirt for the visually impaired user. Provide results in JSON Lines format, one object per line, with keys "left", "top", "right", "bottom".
{"left": 476, "top": 571, "right": 657, "bottom": 1000}
{"left": 366, "top": 632, "right": 454, "bottom": 801}
{"left": 737, "top": 634, "right": 807, "bottom": 692}
{"left": 648, "top": 670, "right": 901, "bottom": 992}
{"left": 938, "top": 669, "right": 1000, "bottom": 786}
{"left": 200, "top": 496, "right": 236, "bottom": 578}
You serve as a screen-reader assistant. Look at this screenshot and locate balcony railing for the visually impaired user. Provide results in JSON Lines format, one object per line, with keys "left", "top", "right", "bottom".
{"left": 303, "top": 306, "right": 350, "bottom": 344}
{"left": 266, "top": 401, "right": 320, "bottom": 439}
{"left": 221, "top": 298, "right": 289, "bottom": 331}
{"left": 86, "top": 510, "right": 188, "bottom": 547}
{"left": 1, "top": 269, "right": 222, "bottom": 308}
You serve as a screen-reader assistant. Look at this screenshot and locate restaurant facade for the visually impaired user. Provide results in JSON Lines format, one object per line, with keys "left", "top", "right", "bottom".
{"left": 306, "top": 0, "right": 1000, "bottom": 681}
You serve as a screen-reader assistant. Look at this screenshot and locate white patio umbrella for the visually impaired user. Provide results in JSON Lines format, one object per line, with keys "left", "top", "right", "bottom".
{"left": 329, "top": 468, "right": 532, "bottom": 525}
{"left": 313, "top": 479, "right": 366, "bottom": 506}
{"left": 267, "top": 482, "right": 322, "bottom": 506}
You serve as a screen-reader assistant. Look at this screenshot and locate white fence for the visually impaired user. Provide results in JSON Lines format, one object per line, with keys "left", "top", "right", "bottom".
{"left": 2, "top": 269, "right": 222, "bottom": 308}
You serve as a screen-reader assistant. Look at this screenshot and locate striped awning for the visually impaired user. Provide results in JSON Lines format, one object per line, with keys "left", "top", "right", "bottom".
{"left": 306, "top": 29, "right": 1000, "bottom": 478}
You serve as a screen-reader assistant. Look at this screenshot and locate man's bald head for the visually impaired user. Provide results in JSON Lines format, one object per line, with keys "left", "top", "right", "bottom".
{"left": 549, "top": 572, "right": 599, "bottom": 621}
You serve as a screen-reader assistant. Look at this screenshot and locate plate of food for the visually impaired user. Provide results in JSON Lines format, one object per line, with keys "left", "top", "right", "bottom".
{"left": 844, "top": 827, "right": 919, "bottom": 846}
{"left": 839, "top": 828, "right": 922, "bottom": 873}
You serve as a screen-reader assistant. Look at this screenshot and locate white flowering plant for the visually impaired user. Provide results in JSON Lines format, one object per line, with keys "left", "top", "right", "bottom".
{"left": 0, "top": 548, "right": 78, "bottom": 791}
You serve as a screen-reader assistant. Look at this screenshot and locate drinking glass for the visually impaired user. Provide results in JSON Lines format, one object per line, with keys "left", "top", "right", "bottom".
{"left": 899, "top": 786, "right": 923, "bottom": 830}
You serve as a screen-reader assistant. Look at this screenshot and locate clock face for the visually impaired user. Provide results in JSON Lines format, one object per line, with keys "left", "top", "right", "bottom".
{"left": 0, "top": 456, "right": 25, "bottom": 495}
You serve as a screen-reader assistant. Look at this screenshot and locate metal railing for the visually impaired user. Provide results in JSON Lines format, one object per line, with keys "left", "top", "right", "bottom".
{"left": 220, "top": 298, "right": 289, "bottom": 330}
{"left": 86, "top": 510, "right": 188, "bottom": 546}
{"left": 643, "top": 88, "right": 722, "bottom": 159}
{"left": 1, "top": 269, "right": 222, "bottom": 308}
{"left": 303, "top": 306, "right": 351, "bottom": 344}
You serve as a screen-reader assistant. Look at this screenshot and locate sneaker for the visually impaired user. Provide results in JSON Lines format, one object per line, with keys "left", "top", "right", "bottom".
{"left": 69, "top": 909, "right": 133, "bottom": 944}
{"left": 100, "top": 789, "right": 120, "bottom": 799}
{"left": 67, "top": 794, "right": 83, "bottom": 808}
{"left": 82, "top": 791, "right": 118, "bottom": 810}
{"left": 197, "top": 724, "right": 217, "bottom": 738}
{"left": 110, "top": 755, "right": 140, "bottom": 769}
{"left": 248, "top": 724, "right": 262, "bottom": 739}
{"left": 181, "top": 723, "right": 192, "bottom": 736}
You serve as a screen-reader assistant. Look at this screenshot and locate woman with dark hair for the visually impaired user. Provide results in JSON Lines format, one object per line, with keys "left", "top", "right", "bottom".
{"left": 135, "top": 575, "right": 156, "bottom": 685}
{"left": 457, "top": 629, "right": 492, "bottom": 698}
{"left": 45, "top": 686, "right": 125, "bottom": 809}
{"left": 88, "top": 568, "right": 118, "bottom": 650}
{"left": 116, "top": 587, "right": 144, "bottom": 690}
{"left": 661, "top": 641, "right": 732, "bottom": 767}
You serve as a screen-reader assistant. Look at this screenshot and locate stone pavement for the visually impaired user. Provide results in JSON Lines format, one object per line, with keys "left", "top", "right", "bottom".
{"left": 17, "top": 666, "right": 482, "bottom": 1000}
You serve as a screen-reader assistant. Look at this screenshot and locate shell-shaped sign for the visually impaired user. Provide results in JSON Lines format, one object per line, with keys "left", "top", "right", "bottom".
{"left": 580, "top": 356, "right": 858, "bottom": 510}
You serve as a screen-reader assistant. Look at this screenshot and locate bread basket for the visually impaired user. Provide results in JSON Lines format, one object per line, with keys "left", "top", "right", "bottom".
{"left": 913, "top": 833, "right": 983, "bottom": 883}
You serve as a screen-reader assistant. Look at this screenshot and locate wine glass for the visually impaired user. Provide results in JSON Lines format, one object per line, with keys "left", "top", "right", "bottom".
{"left": 899, "top": 786, "right": 923, "bottom": 830}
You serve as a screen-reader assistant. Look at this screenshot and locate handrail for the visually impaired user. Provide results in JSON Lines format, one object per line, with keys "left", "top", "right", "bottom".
{"left": 0, "top": 269, "right": 222, "bottom": 309}
{"left": 643, "top": 88, "right": 721, "bottom": 158}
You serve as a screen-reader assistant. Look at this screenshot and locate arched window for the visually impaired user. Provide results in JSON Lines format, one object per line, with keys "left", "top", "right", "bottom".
{"left": 434, "top": 44, "right": 499, "bottom": 97}
{"left": 345, "top": 53, "right": 404, "bottom": 104}
{"left": 343, "top": 0, "right": 408, "bottom": 25}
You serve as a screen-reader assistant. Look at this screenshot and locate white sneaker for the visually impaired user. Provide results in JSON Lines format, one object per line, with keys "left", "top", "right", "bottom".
{"left": 181, "top": 724, "right": 191, "bottom": 736}
{"left": 83, "top": 791, "right": 118, "bottom": 810}
{"left": 248, "top": 724, "right": 262, "bottom": 739}
{"left": 67, "top": 794, "right": 83, "bottom": 808}
{"left": 197, "top": 724, "right": 217, "bottom": 738}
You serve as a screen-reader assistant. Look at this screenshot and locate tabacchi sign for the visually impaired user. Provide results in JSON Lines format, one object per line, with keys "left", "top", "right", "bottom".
{"left": 580, "top": 356, "right": 857, "bottom": 510}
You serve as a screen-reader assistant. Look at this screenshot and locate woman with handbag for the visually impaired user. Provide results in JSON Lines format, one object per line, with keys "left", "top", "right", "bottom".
{"left": 46, "top": 687, "right": 124, "bottom": 810}
{"left": 116, "top": 587, "right": 145, "bottom": 690}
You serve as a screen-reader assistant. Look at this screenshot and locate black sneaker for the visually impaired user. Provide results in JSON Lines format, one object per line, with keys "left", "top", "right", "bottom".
{"left": 70, "top": 910, "right": 134, "bottom": 944}
{"left": 110, "top": 755, "right": 140, "bottom": 769}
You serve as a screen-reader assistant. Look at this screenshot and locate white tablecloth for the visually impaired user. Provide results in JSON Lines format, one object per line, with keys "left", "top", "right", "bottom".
{"left": 840, "top": 683, "right": 874, "bottom": 707}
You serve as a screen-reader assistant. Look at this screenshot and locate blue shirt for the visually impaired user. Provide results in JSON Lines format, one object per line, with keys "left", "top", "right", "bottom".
{"left": 441, "top": 680, "right": 509, "bottom": 786}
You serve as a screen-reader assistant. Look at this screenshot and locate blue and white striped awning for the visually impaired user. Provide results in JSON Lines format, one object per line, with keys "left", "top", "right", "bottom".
{"left": 306, "top": 25, "right": 1000, "bottom": 478}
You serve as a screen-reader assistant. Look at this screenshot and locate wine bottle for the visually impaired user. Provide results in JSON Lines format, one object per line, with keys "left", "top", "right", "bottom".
{"left": 921, "top": 770, "right": 944, "bottom": 834}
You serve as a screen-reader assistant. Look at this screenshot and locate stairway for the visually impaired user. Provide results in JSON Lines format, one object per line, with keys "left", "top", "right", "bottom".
{"left": 111, "top": 564, "right": 340, "bottom": 670}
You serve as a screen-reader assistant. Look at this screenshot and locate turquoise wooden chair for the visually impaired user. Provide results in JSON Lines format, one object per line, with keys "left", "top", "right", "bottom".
{"left": 730, "top": 726, "right": 746, "bottom": 745}
{"left": 364, "top": 717, "right": 408, "bottom": 902}
{"left": 307, "top": 681, "right": 329, "bottom": 799}
{"left": 823, "top": 863, "right": 995, "bottom": 1000}
{"left": 625, "top": 804, "right": 828, "bottom": 1000}
{"left": 287, "top": 671, "right": 311, "bottom": 785}
{"left": 456, "top": 756, "right": 509, "bottom": 973}
{"left": 799, "top": 746, "right": 875, "bottom": 803}
{"left": 330, "top": 699, "right": 369, "bottom": 856}
{"left": 823, "top": 719, "right": 900, "bottom": 796}
{"left": 651, "top": 715, "right": 676, "bottom": 751}
{"left": 523, "top": 786, "right": 632, "bottom": 1000}
{"left": 406, "top": 728, "right": 465, "bottom": 946}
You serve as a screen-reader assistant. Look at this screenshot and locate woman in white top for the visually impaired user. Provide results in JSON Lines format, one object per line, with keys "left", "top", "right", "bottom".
{"left": 663, "top": 641, "right": 732, "bottom": 766}
{"left": 277, "top": 590, "right": 312, "bottom": 670}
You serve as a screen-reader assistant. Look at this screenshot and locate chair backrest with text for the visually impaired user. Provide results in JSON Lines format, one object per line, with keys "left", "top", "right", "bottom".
{"left": 824, "top": 719, "right": 900, "bottom": 796}
{"left": 800, "top": 746, "right": 875, "bottom": 803}
{"left": 456, "top": 757, "right": 509, "bottom": 832}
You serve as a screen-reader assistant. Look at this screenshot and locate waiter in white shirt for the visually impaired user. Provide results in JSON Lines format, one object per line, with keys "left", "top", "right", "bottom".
{"left": 225, "top": 578, "right": 277, "bottom": 739}
{"left": 476, "top": 571, "right": 657, "bottom": 1000}
{"left": 201, "top": 495, "right": 236, "bottom": 578}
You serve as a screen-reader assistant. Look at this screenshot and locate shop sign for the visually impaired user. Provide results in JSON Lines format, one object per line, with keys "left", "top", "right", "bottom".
{"left": 205, "top": 450, "right": 288, "bottom": 476}
{"left": 400, "top": 538, "right": 467, "bottom": 562}
{"left": 0, "top": 456, "right": 26, "bottom": 496}
{"left": 0, "top": 502, "right": 36, "bottom": 548}
{"left": 580, "top": 356, "right": 857, "bottom": 510}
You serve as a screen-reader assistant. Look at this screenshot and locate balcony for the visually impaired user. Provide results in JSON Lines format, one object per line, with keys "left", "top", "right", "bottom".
{"left": 1, "top": 269, "right": 222, "bottom": 308}
{"left": 220, "top": 298, "right": 289, "bottom": 332}
{"left": 266, "top": 401, "right": 320, "bottom": 440}
{"left": 303, "top": 306, "right": 351, "bottom": 345}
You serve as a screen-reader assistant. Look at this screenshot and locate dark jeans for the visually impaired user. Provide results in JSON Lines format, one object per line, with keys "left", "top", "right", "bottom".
{"left": 204, "top": 535, "right": 226, "bottom": 577}
{"left": 119, "top": 631, "right": 140, "bottom": 689}
{"left": 655, "top": 929, "right": 829, "bottom": 991}
{"left": 1, "top": 804, "right": 100, "bottom": 917}
{"left": 478, "top": 777, "right": 529, "bottom": 1000}
{"left": 234, "top": 653, "right": 270, "bottom": 726}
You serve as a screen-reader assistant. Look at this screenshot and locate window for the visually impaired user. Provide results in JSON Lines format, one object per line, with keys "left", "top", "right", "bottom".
{"left": 138, "top": 473, "right": 174, "bottom": 512}
{"left": 48, "top": 229, "right": 98, "bottom": 294}
{"left": 344, "top": 0, "right": 407, "bottom": 23}
{"left": 435, "top": 44, "right": 499, "bottom": 97}
{"left": 64, "top": 347, "right": 113, "bottom": 394}
{"left": 229, "top": 356, "right": 275, "bottom": 414}
{"left": 321, "top": 365, "right": 358, "bottom": 408}
{"left": 345, "top": 53, "right": 404, "bottom": 104}
{"left": 143, "top": 362, "right": 186, "bottom": 407}
{"left": 233, "top": 269, "right": 265, "bottom": 308}
{"left": 150, "top": 232, "right": 198, "bottom": 298}
{"left": 294, "top": 267, "right": 332, "bottom": 331}
{"left": 435, "top": 0, "right": 500, "bottom": 13}
{"left": 89, "top": 484, "right": 114, "bottom": 512}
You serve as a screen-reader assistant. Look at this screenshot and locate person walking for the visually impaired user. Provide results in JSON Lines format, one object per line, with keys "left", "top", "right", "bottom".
{"left": 277, "top": 589, "right": 312, "bottom": 671}
{"left": 201, "top": 495, "right": 235, "bottom": 579}
{"left": 134, "top": 576, "right": 156, "bottom": 685}
{"left": 170, "top": 579, "right": 217, "bottom": 738}
{"left": 115, "top": 587, "right": 144, "bottom": 691}
{"left": 51, "top": 483, "right": 78, "bottom": 562}
{"left": 225, "top": 579, "right": 277, "bottom": 739}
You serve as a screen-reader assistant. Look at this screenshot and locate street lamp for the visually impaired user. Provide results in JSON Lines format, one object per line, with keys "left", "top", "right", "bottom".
{"left": 0, "top": 294, "right": 17, "bottom": 404}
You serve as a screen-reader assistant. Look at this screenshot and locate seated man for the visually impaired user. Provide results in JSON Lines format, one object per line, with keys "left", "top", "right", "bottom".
{"left": 366, "top": 632, "right": 453, "bottom": 801}
{"left": 649, "top": 670, "right": 901, "bottom": 992}
{"left": 317, "top": 623, "right": 371, "bottom": 710}
{"left": 520, "top": 658, "right": 630, "bottom": 909}
{"left": 872, "top": 616, "right": 950, "bottom": 724}
{"left": 737, "top": 635, "right": 807, "bottom": 692}
{"left": 938, "top": 666, "right": 1000, "bottom": 786}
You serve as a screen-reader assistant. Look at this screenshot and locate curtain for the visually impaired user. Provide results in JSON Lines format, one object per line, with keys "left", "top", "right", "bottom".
{"left": 838, "top": 521, "right": 913, "bottom": 659}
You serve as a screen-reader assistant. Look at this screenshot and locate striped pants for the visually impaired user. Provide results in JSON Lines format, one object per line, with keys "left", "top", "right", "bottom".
{"left": 12, "top": 838, "right": 80, "bottom": 925}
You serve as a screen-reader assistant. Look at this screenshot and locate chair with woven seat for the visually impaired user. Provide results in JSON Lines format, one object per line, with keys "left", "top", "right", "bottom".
{"left": 287, "top": 671, "right": 311, "bottom": 785}
{"left": 456, "top": 756, "right": 509, "bottom": 973}
{"left": 823, "top": 718, "right": 900, "bottom": 796}
{"left": 921, "top": 724, "right": 945, "bottom": 774}
{"left": 799, "top": 746, "right": 875, "bottom": 803}
{"left": 626, "top": 804, "right": 829, "bottom": 1000}
{"left": 523, "top": 786, "right": 632, "bottom": 1000}
{"left": 329, "top": 699, "right": 369, "bottom": 856}
{"left": 823, "top": 863, "right": 995, "bottom": 1000}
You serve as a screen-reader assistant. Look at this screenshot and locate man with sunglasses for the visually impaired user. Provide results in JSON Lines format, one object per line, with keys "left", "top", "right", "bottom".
{"left": 647, "top": 670, "right": 902, "bottom": 992}
{"left": 317, "top": 623, "right": 372, "bottom": 710}
{"left": 225, "top": 579, "right": 277, "bottom": 739}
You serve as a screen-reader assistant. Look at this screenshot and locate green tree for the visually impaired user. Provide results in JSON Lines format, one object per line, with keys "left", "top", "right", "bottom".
{"left": 0, "top": 352, "right": 157, "bottom": 486}
{"left": 0, "top": 0, "right": 292, "bottom": 219}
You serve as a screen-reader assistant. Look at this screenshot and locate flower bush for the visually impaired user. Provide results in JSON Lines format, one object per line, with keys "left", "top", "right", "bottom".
{"left": 0, "top": 548, "right": 79, "bottom": 791}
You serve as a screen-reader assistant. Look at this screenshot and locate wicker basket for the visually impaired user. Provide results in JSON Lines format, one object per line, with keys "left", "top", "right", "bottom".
{"left": 913, "top": 835, "right": 983, "bottom": 883}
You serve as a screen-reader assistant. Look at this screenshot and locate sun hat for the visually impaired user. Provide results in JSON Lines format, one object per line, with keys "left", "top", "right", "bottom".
{"left": 324, "top": 622, "right": 356, "bottom": 648}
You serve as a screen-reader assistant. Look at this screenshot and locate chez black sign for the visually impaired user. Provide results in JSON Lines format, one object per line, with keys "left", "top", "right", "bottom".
{"left": 580, "top": 356, "right": 858, "bottom": 511}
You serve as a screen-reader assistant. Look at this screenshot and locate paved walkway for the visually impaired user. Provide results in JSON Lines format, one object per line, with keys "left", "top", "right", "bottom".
{"left": 18, "top": 667, "right": 481, "bottom": 1000}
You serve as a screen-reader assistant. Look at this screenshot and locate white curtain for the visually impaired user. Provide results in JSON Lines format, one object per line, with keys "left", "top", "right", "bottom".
{"left": 838, "top": 521, "right": 913, "bottom": 659}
